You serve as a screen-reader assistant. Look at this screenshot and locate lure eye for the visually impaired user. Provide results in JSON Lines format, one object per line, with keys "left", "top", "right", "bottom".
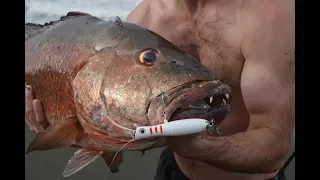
{"left": 139, "top": 49, "right": 158, "bottom": 65}
{"left": 139, "top": 128, "right": 146, "bottom": 134}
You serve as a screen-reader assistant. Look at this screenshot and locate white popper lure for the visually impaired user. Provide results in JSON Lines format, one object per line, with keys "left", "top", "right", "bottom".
{"left": 133, "top": 118, "right": 213, "bottom": 140}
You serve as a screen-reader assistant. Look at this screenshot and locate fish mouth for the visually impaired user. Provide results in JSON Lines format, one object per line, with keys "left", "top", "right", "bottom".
{"left": 163, "top": 80, "right": 232, "bottom": 124}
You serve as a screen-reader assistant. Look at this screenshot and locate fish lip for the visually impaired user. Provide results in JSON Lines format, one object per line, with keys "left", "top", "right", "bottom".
{"left": 163, "top": 80, "right": 232, "bottom": 123}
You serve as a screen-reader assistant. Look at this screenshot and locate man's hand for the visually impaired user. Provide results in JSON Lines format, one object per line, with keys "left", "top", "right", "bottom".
{"left": 25, "top": 85, "right": 48, "bottom": 133}
{"left": 166, "top": 1, "right": 295, "bottom": 174}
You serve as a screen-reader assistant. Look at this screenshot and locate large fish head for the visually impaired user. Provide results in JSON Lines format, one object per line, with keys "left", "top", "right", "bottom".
{"left": 73, "top": 18, "right": 232, "bottom": 141}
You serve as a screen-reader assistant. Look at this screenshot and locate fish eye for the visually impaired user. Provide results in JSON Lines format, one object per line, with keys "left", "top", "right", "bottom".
{"left": 139, "top": 49, "right": 158, "bottom": 65}
{"left": 139, "top": 128, "right": 146, "bottom": 134}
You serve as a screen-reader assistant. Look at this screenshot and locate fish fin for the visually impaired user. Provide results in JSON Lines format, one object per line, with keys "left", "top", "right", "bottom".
{"left": 63, "top": 148, "right": 103, "bottom": 177}
{"left": 26, "top": 116, "right": 80, "bottom": 154}
{"left": 101, "top": 151, "right": 123, "bottom": 173}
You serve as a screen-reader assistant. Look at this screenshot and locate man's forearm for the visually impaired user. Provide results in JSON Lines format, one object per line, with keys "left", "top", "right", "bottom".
{"left": 171, "top": 128, "right": 288, "bottom": 173}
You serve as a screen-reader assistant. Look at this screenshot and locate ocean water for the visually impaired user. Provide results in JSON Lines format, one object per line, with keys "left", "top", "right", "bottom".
{"left": 25, "top": 0, "right": 143, "bottom": 24}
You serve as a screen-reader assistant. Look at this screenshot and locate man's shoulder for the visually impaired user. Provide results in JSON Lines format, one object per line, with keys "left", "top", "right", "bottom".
{"left": 242, "top": 0, "right": 294, "bottom": 22}
{"left": 240, "top": 0, "right": 294, "bottom": 57}
{"left": 126, "top": 0, "right": 178, "bottom": 35}
{"left": 126, "top": 0, "right": 158, "bottom": 25}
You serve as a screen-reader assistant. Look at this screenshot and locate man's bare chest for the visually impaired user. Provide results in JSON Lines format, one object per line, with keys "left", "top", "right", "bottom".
{"left": 150, "top": 16, "right": 244, "bottom": 87}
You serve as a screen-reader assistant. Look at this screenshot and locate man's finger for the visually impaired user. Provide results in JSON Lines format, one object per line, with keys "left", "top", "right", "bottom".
{"left": 25, "top": 85, "right": 44, "bottom": 133}
{"left": 33, "top": 99, "right": 48, "bottom": 131}
{"left": 25, "top": 113, "right": 34, "bottom": 131}
{"left": 25, "top": 85, "right": 36, "bottom": 128}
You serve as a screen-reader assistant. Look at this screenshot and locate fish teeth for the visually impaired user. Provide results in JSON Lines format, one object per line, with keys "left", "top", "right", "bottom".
{"left": 222, "top": 98, "right": 227, "bottom": 105}
{"left": 210, "top": 96, "right": 213, "bottom": 103}
{"left": 225, "top": 94, "right": 230, "bottom": 99}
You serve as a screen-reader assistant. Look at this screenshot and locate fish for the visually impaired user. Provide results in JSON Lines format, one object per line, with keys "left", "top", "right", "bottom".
{"left": 25, "top": 12, "right": 232, "bottom": 177}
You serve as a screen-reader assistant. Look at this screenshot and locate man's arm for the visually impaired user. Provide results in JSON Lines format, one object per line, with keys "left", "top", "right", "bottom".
{"left": 167, "top": 1, "right": 295, "bottom": 173}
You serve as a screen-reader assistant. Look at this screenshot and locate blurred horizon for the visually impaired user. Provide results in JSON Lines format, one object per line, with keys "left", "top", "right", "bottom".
{"left": 25, "top": 0, "right": 143, "bottom": 24}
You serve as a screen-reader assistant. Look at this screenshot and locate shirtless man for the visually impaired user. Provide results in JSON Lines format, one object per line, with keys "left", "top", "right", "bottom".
{"left": 25, "top": 0, "right": 295, "bottom": 179}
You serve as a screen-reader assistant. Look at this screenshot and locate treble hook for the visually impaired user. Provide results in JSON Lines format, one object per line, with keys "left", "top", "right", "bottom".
{"left": 207, "top": 119, "right": 222, "bottom": 135}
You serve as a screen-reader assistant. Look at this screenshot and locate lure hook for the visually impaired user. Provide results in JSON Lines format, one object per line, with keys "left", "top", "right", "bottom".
{"left": 206, "top": 119, "right": 222, "bottom": 135}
